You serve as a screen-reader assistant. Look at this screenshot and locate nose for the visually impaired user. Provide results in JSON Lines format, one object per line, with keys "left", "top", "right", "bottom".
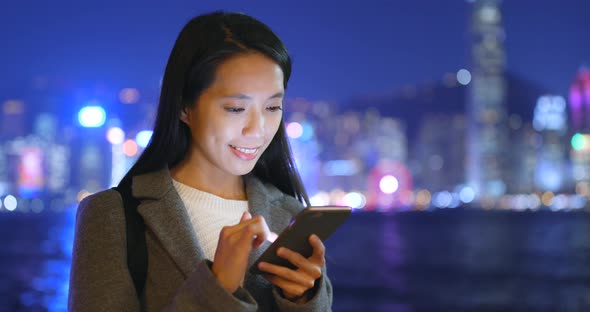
{"left": 242, "top": 109, "right": 264, "bottom": 139}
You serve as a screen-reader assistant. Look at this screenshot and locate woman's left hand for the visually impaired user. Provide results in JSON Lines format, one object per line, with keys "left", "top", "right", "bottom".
{"left": 257, "top": 234, "right": 325, "bottom": 303}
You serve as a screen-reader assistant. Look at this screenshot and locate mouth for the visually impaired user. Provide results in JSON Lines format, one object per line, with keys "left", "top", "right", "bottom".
{"left": 229, "top": 144, "right": 261, "bottom": 161}
{"left": 229, "top": 145, "right": 259, "bottom": 154}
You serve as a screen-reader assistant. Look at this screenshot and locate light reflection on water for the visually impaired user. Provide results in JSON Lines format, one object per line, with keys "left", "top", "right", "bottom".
{"left": 1, "top": 206, "right": 75, "bottom": 312}
{"left": 325, "top": 210, "right": 590, "bottom": 311}
{"left": 2, "top": 208, "right": 590, "bottom": 311}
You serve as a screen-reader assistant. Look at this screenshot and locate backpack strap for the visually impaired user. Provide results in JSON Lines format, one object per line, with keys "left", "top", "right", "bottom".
{"left": 112, "top": 182, "right": 147, "bottom": 299}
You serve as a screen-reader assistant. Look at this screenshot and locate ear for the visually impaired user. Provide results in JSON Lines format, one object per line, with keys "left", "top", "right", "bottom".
{"left": 180, "top": 107, "right": 189, "bottom": 125}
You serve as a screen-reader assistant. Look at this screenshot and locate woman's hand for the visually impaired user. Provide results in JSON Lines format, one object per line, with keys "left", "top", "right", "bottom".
{"left": 212, "top": 211, "right": 270, "bottom": 293}
{"left": 257, "top": 234, "right": 325, "bottom": 303}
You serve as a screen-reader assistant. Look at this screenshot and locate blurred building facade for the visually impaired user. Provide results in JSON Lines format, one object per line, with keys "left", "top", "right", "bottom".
{"left": 1, "top": 26, "right": 589, "bottom": 213}
{"left": 0, "top": 80, "right": 158, "bottom": 212}
{"left": 569, "top": 67, "right": 590, "bottom": 197}
{"left": 532, "top": 95, "right": 570, "bottom": 192}
{"left": 0, "top": 98, "right": 73, "bottom": 211}
{"left": 466, "top": 0, "right": 509, "bottom": 200}
{"left": 1, "top": 68, "right": 588, "bottom": 212}
{"left": 413, "top": 114, "right": 466, "bottom": 193}
{"left": 284, "top": 99, "right": 410, "bottom": 210}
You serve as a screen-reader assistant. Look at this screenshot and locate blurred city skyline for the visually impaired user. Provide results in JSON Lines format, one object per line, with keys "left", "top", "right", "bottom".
{"left": 1, "top": 0, "right": 589, "bottom": 103}
{"left": 1, "top": 0, "right": 590, "bottom": 212}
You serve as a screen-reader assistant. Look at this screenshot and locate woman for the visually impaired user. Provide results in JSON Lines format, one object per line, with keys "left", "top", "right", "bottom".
{"left": 68, "top": 11, "right": 333, "bottom": 311}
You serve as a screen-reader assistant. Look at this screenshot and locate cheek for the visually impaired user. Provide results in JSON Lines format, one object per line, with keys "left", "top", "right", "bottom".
{"left": 193, "top": 111, "right": 227, "bottom": 140}
{"left": 266, "top": 115, "right": 283, "bottom": 138}
{"left": 212, "top": 119, "right": 240, "bottom": 142}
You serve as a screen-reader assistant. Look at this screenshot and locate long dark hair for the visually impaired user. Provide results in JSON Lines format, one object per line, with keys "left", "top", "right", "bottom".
{"left": 120, "top": 11, "right": 309, "bottom": 205}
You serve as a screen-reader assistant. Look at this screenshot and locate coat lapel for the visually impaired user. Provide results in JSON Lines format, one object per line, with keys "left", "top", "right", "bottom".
{"left": 130, "top": 169, "right": 299, "bottom": 277}
{"left": 244, "top": 175, "right": 296, "bottom": 269}
{"left": 244, "top": 175, "right": 273, "bottom": 268}
{"left": 132, "top": 168, "right": 204, "bottom": 277}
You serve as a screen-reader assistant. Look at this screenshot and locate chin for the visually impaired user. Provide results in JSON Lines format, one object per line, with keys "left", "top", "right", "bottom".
{"left": 229, "top": 164, "right": 257, "bottom": 177}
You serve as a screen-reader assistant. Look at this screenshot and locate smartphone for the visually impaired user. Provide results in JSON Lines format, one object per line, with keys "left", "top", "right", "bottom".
{"left": 249, "top": 206, "right": 352, "bottom": 275}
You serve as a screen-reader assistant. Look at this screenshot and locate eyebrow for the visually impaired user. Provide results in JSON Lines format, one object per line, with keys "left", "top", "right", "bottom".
{"left": 221, "top": 92, "right": 284, "bottom": 101}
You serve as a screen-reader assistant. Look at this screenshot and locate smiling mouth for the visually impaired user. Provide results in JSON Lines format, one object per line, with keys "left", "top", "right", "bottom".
{"left": 230, "top": 145, "right": 259, "bottom": 154}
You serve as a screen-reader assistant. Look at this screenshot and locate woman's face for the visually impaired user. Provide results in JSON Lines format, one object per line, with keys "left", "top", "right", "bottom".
{"left": 182, "top": 52, "right": 284, "bottom": 179}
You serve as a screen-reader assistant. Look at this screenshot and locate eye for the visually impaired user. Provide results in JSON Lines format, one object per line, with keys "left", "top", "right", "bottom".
{"left": 224, "top": 107, "right": 245, "bottom": 113}
{"left": 267, "top": 105, "right": 283, "bottom": 112}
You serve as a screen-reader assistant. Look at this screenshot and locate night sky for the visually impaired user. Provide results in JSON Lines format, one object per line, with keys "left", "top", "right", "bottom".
{"left": 1, "top": 0, "right": 589, "bottom": 103}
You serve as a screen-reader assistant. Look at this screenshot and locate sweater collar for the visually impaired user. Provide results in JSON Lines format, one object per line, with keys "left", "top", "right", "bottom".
{"left": 130, "top": 167, "right": 288, "bottom": 276}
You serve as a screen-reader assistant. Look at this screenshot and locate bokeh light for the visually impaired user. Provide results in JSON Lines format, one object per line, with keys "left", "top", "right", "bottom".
{"left": 4, "top": 195, "right": 18, "bottom": 211}
{"left": 527, "top": 194, "right": 541, "bottom": 210}
{"left": 571, "top": 133, "right": 585, "bottom": 150}
{"left": 379, "top": 175, "right": 399, "bottom": 194}
{"left": 457, "top": 69, "right": 472, "bottom": 85}
{"left": 31, "top": 198, "right": 44, "bottom": 213}
{"left": 123, "top": 139, "right": 139, "bottom": 157}
{"left": 459, "top": 186, "right": 476, "bottom": 203}
{"left": 415, "top": 190, "right": 432, "bottom": 208}
{"left": 119, "top": 88, "right": 140, "bottom": 104}
{"left": 433, "top": 191, "right": 453, "bottom": 208}
{"left": 286, "top": 122, "right": 303, "bottom": 139}
{"left": 310, "top": 192, "right": 330, "bottom": 206}
{"left": 106, "top": 127, "right": 125, "bottom": 145}
{"left": 135, "top": 130, "right": 153, "bottom": 148}
{"left": 3, "top": 99, "right": 24, "bottom": 114}
{"left": 343, "top": 192, "right": 367, "bottom": 209}
{"left": 78, "top": 106, "right": 106, "bottom": 128}
{"left": 541, "top": 192, "right": 555, "bottom": 207}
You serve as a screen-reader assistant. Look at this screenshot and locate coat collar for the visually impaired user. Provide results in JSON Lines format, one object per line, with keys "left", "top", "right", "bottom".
{"left": 131, "top": 168, "right": 287, "bottom": 277}
{"left": 132, "top": 168, "right": 202, "bottom": 277}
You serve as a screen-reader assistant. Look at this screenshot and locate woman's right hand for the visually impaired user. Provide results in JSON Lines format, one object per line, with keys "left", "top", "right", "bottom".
{"left": 211, "top": 211, "right": 270, "bottom": 293}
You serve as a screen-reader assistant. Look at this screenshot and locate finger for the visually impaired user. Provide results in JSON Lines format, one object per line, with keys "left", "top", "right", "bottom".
{"left": 276, "top": 247, "right": 322, "bottom": 279}
{"left": 222, "top": 215, "right": 269, "bottom": 248}
{"left": 262, "top": 274, "right": 309, "bottom": 298}
{"left": 308, "top": 235, "right": 326, "bottom": 266}
{"left": 240, "top": 211, "right": 252, "bottom": 222}
{"left": 257, "top": 261, "right": 315, "bottom": 288}
{"left": 229, "top": 223, "right": 270, "bottom": 258}
{"left": 219, "top": 216, "right": 264, "bottom": 244}
{"left": 250, "top": 216, "right": 270, "bottom": 249}
{"left": 238, "top": 219, "right": 268, "bottom": 249}
{"left": 230, "top": 214, "right": 263, "bottom": 232}
{"left": 219, "top": 219, "right": 254, "bottom": 240}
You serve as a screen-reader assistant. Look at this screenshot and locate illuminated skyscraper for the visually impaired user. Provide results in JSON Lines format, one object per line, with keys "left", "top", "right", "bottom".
{"left": 569, "top": 67, "right": 590, "bottom": 132}
{"left": 569, "top": 67, "right": 590, "bottom": 189}
{"left": 532, "top": 95, "right": 568, "bottom": 192}
{"left": 415, "top": 114, "right": 466, "bottom": 192}
{"left": 506, "top": 120, "right": 537, "bottom": 194}
{"left": 466, "top": 0, "right": 508, "bottom": 199}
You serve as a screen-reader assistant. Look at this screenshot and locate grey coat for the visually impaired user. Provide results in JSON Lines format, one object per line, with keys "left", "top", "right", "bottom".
{"left": 68, "top": 168, "right": 333, "bottom": 311}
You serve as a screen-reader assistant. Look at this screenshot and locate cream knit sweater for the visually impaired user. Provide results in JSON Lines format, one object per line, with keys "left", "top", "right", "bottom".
{"left": 172, "top": 179, "right": 249, "bottom": 261}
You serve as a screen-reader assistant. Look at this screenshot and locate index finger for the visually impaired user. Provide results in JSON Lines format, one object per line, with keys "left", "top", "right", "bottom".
{"left": 241, "top": 215, "right": 271, "bottom": 249}
{"left": 224, "top": 215, "right": 267, "bottom": 237}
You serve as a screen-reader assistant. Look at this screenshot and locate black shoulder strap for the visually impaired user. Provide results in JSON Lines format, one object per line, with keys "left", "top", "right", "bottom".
{"left": 112, "top": 182, "right": 147, "bottom": 298}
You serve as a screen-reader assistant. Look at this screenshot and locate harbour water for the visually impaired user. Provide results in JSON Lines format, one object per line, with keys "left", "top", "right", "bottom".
{"left": 2, "top": 208, "right": 590, "bottom": 311}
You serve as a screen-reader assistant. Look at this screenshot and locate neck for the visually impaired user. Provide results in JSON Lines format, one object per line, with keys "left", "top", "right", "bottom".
{"left": 170, "top": 159, "right": 247, "bottom": 201}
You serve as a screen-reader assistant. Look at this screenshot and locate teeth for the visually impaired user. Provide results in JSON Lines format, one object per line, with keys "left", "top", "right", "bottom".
{"left": 232, "top": 145, "right": 257, "bottom": 154}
